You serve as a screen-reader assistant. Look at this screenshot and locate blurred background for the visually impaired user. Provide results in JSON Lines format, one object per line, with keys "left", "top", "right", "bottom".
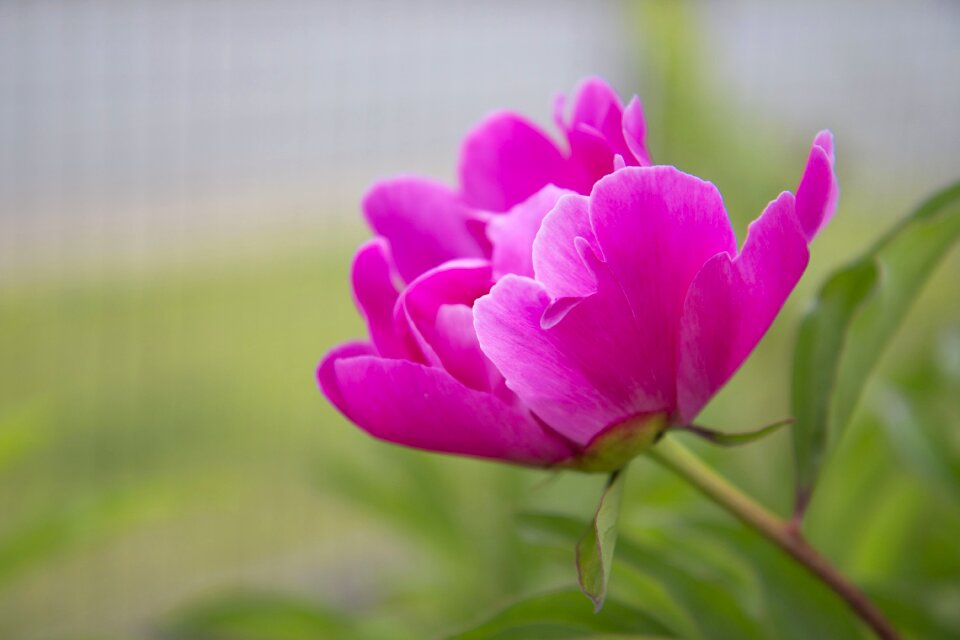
{"left": 1, "top": 1, "right": 958, "bottom": 638}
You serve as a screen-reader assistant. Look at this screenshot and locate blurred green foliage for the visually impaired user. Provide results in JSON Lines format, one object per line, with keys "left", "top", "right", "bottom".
{"left": 1, "top": 2, "right": 959, "bottom": 639}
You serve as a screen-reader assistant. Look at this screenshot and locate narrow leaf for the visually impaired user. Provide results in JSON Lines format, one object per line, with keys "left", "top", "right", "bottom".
{"left": 831, "top": 181, "right": 960, "bottom": 438}
{"left": 677, "top": 418, "right": 792, "bottom": 446}
{"left": 449, "top": 588, "right": 675, "bottom": 640}
{"left": 792, "top": 180, "right": 960, "bottom": 513}
{"left": 791, "top": 259, "right": 879, "bottom": 508}
{"left": 577, "top": 469, "right": 627, "bottom": 611}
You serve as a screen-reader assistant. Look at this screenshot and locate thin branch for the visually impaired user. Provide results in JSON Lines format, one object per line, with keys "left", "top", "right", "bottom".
{"left": 648, "top": 436, "right": 899, "bottom": 640}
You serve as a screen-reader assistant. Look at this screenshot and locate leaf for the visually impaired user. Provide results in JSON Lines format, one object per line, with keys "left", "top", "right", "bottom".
{"left": 834, "top": 181, "right": 960, "bottom": 439}
{"left": 792, "top": 180, "right": 960, "bottom": 511}
{"left": 160, "top": 591, "right": 355, "bottom": 640}
{"left": 448, "top": 588, "right": 675, "bottom": 640}
{"left": 577, "top": 470, "right": 627, "bottom": 611}
{"left": 697, "top": 521, "right": 867, "bottom": 640}
{"left": 791, "top": 259, "right": 880, "bottom": 507}
{"left": 518, "top": 513, "right": 764, "bottom": 640}
{"left": 677, "top": 418, "right": 792, "bottom": 447}
{"left": 870, "top": 383, "right": 960, "bottom": 503}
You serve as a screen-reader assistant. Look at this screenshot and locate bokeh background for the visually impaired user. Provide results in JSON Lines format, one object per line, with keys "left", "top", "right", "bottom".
{"left": 1, "top": 1, "right": 959, "bottom": 638}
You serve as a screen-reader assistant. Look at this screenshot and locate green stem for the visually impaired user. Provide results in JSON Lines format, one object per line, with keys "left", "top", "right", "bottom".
{"left": 647, "top": 436, "right": 900, "bottom": 640}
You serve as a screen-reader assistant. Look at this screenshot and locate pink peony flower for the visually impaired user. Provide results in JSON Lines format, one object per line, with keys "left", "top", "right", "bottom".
{"left": 318, "top": 77, "right": 837, "bottom": 471}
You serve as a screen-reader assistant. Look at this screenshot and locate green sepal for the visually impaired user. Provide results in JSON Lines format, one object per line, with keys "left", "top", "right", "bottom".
{"left": 561, "top": 413, "right": 669, "bottom": 473}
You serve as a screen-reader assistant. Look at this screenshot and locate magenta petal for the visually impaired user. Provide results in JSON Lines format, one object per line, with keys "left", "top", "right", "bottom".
{"left": 458, "top": 110, "right": 568, "bottom": 212}
{"left": 317, "top": 341, "right": 376, "bottom": 415}
{"left": 588, "top": 167, "right": 738, "bottom": 401}
{"left": 676, "top": 192, "right": 809, "bottom": 423}
{"left": 329, "top": 354, "right": 572, "bottom": 465}
{"left": 531, "top": 193, "right": 598, "bottom": 300}
{"left": 432, "top": 303, "right": 501, "bottom": 393}
{"left": 622, "top": 96, "right": 651, "bottom": 166}
{"left": 565, "top": 125, "right": 619, "bottom": 192}
{"left": 568, "top": 77, "right": 623, "bottom": 134}
{"left": 567, "top": 77, "right": 633, "bottom": 162}
{"left": 795, "top": 130, "right": 838, "bottom": 241}
{"left": 351, "top": 238, "right": 408, "bottom": 359}
{"left": 396, "top": 259, "right": 496, "bottom": 387}
{"left": 488, "top": 185, "right": 573, "bottom": 279}
{"left": 363, "top": 177, "right": 485, "bottom": 282}
{"left": 560, "top": 78, "right": 633, "bottom": 189}
{"left": 475, "top": 265, "right": 671, "bottom": 445}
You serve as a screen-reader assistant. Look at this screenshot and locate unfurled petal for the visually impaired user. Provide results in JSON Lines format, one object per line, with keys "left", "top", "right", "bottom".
{"left": 323, "top": 354, "right": 573, "bottom": 465}
{"left": 317, "top": 341, "right": 376, "bottom": 415}
{"left": 433, "top": 303, "right": 500, "bottom": 393}
{"left": 396, "top": 259, "right": 496, "bottom": 391}
{"left": 567, "top": 76, "right": 631, "bottom": 160}
{"left": 531, "top": 194, "right": 597, "bottom": 300}
{"left": 565, "top": 126, "right": 621, "bottom": 194}
{"left": 488, "top": 185, "right": 573, "bottom": 279}
{"left": 795, "top": 130, "right": 838, "bottom": 241}
{"left": 588, "top": 167, "right": 738, "bottom": 404}
{"left": 351, "top": 238, "right": 408, "bottom": 359}
{"left": 622, "top": 97, "right": 651, "bottom": 166}
{"left": 475, "top": 256, "right": 671, "bottom": 446}
{"left": 363, "top": 177, "right": 485, "bottom": 282}
{"left": 676, "top": 192, "right": 809, "bottom": 423}
{"left": 560, "top": 77, "right": 640, "bottom": 191}
{"left": 458, "top": 111, "right": 568, "bottom": 212}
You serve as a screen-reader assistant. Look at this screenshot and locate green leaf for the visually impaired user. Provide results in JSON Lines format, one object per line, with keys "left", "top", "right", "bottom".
{"left": 518, "top": 513, "right": 764, "bottom": 640}
{"left": 791, "top": 259, "right": 880, "bottom": 506}
{"left": 698, "top": 521, "right": 867, "bottom": 640}
{"left": 677, "top": 418, "right": 792, "bottom": 447}
{"left": 832, "top": 181, "right": 960, "bottom": 436}
{"left": 449, "top": 588, "right": 675, "bottom": 640}
{"left": 792, "top": 180, "right": 960, "bottom": 511}
{"left": 161, "top": 591, "right": 355, "bottom": 640}
{"left": 577, "top": 470, "right": 627, "bottom": 611}
{"left": 870, "top": 383, "right": 960, "bottom": 503}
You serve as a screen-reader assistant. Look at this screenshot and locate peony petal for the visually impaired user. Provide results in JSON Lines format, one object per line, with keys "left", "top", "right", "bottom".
{"left": 795, "top": 130, "right": 838, "bottom": 241}
{"left": 531, "top": 193, "right": 598, "bottom": 300}
{"left": 350, "top": 238, "right": 408, "bottom": 359}
{"left": 488, "top": 185, "right": 573, "bottom": 279}
{"left": 588, "top": 166, "right": 738, "bottom": 406}
{"left": 567, "top": 77, "right": 632, "bottom": 160}
{"left": 433, "top": 303, "right": 501, "bottom": 393}
{"left": 561, "top": 77, "right": 639, "bottom": 190}
{"left": 551, "top": 91, "right": 567, "bottom": 134}
{"left": 363, "top": 176, "right": 485, "bottom": 282}
{"left": 326, "top": 354, "right": 573, "bottom": 465}
{"left": 565, "top": 125, "right": 620, "bottom": 193}
{"left": 676, "top": 192, "right": 809, "bottom": 423}
{"left": 317, "top": 341, "right": 376, "bottom": 415}
{"left": 396, "top": 259, "right": 496, "bottom": 388}
{"left": 458, "top": 110, "right": 569, "bottom": 211}
{"left": 622, "top": 96, "right": 651, "bottom": 166}
{"left": 475, "top": 255, "right": 672, "bottom": 445}
{"left": 568, "top": 77, "right": 623, "bottom": 135}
